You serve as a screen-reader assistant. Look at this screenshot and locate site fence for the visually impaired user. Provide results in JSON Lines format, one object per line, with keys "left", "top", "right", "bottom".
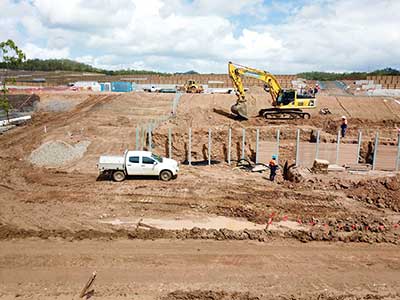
{"left": 136, "top": 126, "right": 400, "bottom": 172}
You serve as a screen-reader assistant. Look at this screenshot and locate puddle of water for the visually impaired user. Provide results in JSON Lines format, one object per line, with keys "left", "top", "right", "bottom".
{"left": 100, "top": 215, "right": 305, "bottom": 231}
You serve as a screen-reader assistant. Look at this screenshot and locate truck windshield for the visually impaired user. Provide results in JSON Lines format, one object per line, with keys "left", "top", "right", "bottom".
{"left": 151, "top": 153, "right": 163, "bottom": 163}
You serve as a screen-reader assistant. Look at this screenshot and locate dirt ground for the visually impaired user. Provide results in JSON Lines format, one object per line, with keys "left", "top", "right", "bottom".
{"left": 1, "top": 85, "right": 400, "bottom": 299}
{"left": 1, "top": 240, "right": 400, "bottom": 300}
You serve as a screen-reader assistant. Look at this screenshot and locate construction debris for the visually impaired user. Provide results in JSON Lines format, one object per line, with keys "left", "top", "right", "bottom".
{"left": 311, "top": 159, "right": 329, "bottom": 174}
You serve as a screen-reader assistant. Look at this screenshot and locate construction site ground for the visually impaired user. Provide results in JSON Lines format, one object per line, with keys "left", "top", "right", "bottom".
{"left": 1, "top": 85, "right": 400, "bottom": 299}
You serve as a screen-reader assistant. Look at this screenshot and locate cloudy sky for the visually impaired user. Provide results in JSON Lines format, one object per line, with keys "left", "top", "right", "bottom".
{"left": 1, "top": 0, "right": 399, "bottom": 73}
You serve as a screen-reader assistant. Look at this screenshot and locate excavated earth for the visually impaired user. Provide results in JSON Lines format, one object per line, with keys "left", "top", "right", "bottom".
{"left": 1, "top": 88, "right": 400, "bottom": 299}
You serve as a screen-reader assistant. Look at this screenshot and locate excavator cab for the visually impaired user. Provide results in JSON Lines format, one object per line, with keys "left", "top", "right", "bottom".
{"left": 277, "top": 90, "right": 296, "bottom": 106}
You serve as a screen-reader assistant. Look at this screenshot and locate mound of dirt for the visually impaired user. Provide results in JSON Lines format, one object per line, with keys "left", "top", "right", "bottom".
{"left": 29, "top": 140, "right": 90, "bottom": 167}
{"left": 347, "top": 175, "right": 400, "bottom": 211}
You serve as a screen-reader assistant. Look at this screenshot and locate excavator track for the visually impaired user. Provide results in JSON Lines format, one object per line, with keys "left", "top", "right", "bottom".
{"left": 259, "top": 108, "right": 310, "bottom": 120}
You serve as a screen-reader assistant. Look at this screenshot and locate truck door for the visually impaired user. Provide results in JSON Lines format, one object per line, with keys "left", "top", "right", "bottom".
{"left": 126, "top": 156, "right": 141, "bottom": 175}
{"left": 141, "top": 156, "right": 159, "bottom": 176}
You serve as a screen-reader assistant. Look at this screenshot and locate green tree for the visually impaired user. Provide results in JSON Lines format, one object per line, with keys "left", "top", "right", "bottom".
{"left": 0, "top": 39, "right": 26, "bottom": 121}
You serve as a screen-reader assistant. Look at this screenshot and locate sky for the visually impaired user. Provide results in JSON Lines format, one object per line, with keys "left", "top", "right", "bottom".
{"left": 1, "top": 0, "right": 399, "bottom": 73}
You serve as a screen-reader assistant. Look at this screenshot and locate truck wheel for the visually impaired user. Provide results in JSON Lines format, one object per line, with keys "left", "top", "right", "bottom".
{"left": 112, "top": 170, "right": 126, "bottom": 182}
{"left": 160, "top": 170, "right": 172, "bottom": 181}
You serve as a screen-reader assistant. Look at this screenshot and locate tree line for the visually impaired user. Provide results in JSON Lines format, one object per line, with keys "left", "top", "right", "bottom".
{"left": 297, "top": 68, "right": 400, "bottom": 81}
{"left": 0, "top": 58, "right": 168, "bottom": 75}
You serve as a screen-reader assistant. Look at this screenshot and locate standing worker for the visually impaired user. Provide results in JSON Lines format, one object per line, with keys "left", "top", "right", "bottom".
{"left": 314, "top": 84, "right": 320, "bottom": 95}
{"left": 269, "top": 155, "right": 278, "bottom": 181}
{"left": 341, "top": 116, "right": 348, "bottom": 138}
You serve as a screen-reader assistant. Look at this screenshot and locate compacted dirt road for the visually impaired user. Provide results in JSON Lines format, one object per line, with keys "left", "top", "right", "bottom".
{"left": 1, "top": 240, "right": 400, "bottom": 300}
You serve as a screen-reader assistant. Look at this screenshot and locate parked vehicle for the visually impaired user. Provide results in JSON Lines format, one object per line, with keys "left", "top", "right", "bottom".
{"left": 98, "top": 150, "right": 179, "bottom": 182}
{"left": 143, "top": 85, "right": 158, "bottom": 92}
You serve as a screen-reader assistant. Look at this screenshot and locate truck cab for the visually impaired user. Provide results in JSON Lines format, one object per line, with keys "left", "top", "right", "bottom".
{"left": 98, "top": 150, "right": 179, "bottom": 182}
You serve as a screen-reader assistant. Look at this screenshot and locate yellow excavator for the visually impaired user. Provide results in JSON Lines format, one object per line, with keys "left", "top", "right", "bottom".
{"left": 228, "top": 62, "right": 316, "bottom": 120}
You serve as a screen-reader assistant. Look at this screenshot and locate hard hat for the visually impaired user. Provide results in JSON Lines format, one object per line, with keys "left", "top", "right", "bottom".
{"left": 342, "top": 116, "right": 346, "bottom": 119}
{"left": 272, "top": 154, "right": 277, "bottom": 159}
{"left": 315, "top": 83, "right": 319, "bottom": 86}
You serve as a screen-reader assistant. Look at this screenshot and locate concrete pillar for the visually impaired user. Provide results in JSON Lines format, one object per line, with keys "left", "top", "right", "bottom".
{"left": 241, "top": 128, "right": 246, "bottom": 159}
{"left": 336, "top": 130, "right": 341, "bottom": 164}
{"left": 356, "top": 130, "right": 362, "bottom": 164}
{"left": 295, "top": 129, "right": 300, "bottom": 167}
{"left": 276, "top": 129, "right": 280, "bottom": 165}
{"left": 372, "top": 131, "right": 379, "bottom": 171}
{"left": 168, "top": 128, "right": 172, "bottom": 158}
{"left": 255, "top": 128, "right": 259, "bottom": 164}
{"left": 148, "top": 124, "right": 152, "bottom": 152}
{"left": 315, "top": 130, "right": 320, "bottom": 160}
{"left": 396, "top": 133, "right": 400, "bottom": 171}
{"left": 208, "top": 128, "right": 212, "bottom": 165}
{"left": 135, "top": 127, "right": 139, "bottom": 150}
{"left": 188, "top": 128, "right": 192, "bottom": 166}
{"left": 228, "top": 127, "right": 232, "bottom": 165}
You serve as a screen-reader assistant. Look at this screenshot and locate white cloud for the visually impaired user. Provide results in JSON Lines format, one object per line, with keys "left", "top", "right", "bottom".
{"left": 1, "top": 0, "right": 400, "bottom": 73}
{"left": 32, "top": 0, "right": 136, "bottom": 30}
{"left": 24, "top": 43, "right": 70, "bottom": 60}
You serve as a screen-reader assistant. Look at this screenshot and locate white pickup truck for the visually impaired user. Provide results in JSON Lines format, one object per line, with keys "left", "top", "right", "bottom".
{"left": 98, "top": 150, "right": 179, "bottom": 182}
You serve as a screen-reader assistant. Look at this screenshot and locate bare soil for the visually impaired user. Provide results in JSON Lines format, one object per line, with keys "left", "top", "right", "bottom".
{"left": 1, "top": 88, "right": 400, "bottom": 299}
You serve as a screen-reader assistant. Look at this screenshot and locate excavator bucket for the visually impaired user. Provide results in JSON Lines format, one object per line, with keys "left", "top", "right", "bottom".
{"left": 231, "top": 102, "right": 248, "bottom": 120}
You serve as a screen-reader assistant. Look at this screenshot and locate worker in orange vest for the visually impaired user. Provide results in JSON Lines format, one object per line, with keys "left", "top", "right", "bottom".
{"left": 269, "top": 155, "right": 278, "bottom": 181}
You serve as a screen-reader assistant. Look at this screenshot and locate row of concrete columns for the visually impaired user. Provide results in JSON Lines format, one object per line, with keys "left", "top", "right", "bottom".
{"left": 138, "top": 126, "right": 400, "bottom": 171}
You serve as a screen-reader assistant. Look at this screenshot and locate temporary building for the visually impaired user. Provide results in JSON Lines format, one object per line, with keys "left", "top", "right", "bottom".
{"left": 111, "top": 81, "right": 133, "bottom": 92}
{"left": 100, "top": 82, "right": 111, "bottom": 92}
{"left": 73, "top": 81, "right": 101, "bottom": 91}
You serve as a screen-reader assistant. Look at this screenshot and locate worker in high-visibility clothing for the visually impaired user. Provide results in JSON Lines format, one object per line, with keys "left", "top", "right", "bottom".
{"left": 269, "top": 155, "right": 278, "bottom": 182}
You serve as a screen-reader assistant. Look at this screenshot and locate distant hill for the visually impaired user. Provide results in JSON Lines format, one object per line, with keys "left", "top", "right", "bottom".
{"left": 174, "top": 70, "right": 200, "bottom": 75}
{"left": 0, "top": 58, "right": 167, "bottom": 75}
{"left": 297, "top": 68, "right": 400, "bottom": 81}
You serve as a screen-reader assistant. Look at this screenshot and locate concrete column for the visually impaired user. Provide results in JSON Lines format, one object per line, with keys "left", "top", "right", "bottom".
{"left": 241, "top": 128, "right": 246, "bottom": 159}
{"left": 396, "top": 133, "right": 400, "bottom": 171}
{"left": 255, "top": 128, "right": 260, "bottom": 164}
{"left": 295, "top": 129, "right": 300, "bottom": 167}
{"left": 148, "top": 124, "right": 152, "bottom": 152}
{"left": 228, "top": 127, "right": 232, "bottom": 165}
{"left": 336, "top": 130, "right": 341, "bottom": 164}
{"left": 372, "top": 131, "right": 379, "bottom": 170}
{"left": 188, "top": 128, "right": 192, "bottom": 166}
{"left": 276, "top": 129, "right": 280, "bottom": 165}
{"left": 356, "top": 130, "right": 362, "bottom": 164}
{"left": 168, "top": 128, "right": 172, "bottom": 158}
{"left": 208, "top": 128, "right": 212, "bottom": 165}
{"left": 315, "top": 130, "right": 320, "bottom": 160}
{"left": 135, "top": 127, "right": 139, "bottom": 150}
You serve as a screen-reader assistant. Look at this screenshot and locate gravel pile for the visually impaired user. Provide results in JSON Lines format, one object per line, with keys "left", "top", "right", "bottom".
{"left": 39, "top": 100, "right": 76, "bottom": 112}
{"left": 29, "top": 140, "right": 90, "bottom": 167}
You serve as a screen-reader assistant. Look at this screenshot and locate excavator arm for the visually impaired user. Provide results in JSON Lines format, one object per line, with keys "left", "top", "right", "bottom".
{"left": 229, "top": 61, "right": 282, "bottom": 119}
